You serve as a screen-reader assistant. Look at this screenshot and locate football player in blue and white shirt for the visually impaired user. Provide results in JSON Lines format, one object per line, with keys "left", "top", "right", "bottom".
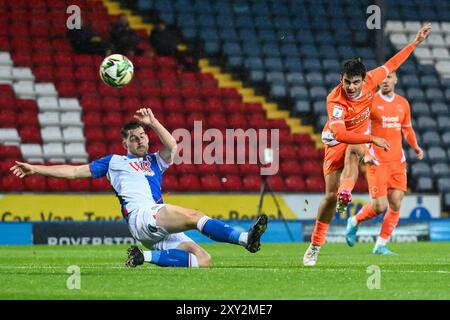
{"left": 11, "top": 108, "right": 268, "bottom": 268}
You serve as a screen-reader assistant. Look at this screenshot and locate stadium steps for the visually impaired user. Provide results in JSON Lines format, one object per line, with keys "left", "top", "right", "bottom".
{"left": 101, "top": 0, "right": 153, "bottom": 35}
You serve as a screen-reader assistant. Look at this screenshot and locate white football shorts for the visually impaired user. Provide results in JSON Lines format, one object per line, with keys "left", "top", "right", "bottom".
{"left": 127, "top": 203, "right": 194, "bottom": 250}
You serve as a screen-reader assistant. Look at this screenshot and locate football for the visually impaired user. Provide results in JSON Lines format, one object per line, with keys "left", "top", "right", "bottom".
{"left": 99, "top": 54, "right": 134, "bottom": 87}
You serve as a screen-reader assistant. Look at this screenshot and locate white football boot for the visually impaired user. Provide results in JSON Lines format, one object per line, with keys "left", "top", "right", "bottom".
{"left": 303, "top": 243, "right": 321, "bottom": 266}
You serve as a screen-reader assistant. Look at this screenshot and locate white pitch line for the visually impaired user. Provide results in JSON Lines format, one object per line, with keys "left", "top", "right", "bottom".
{"left": 0, "top": 265, "right": 448, "bottom": 274}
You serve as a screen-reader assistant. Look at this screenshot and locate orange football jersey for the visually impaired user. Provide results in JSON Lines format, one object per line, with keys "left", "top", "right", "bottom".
{"left": 369, "top": 91, "right": 413, "bottom": 163}
{"left": 321, "top": 66, "right": 389, "bottom": 146}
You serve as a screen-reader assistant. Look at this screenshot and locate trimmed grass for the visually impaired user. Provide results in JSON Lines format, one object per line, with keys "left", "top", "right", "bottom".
{"left": 0, "top": 243, "right": 448, "bottom": 299}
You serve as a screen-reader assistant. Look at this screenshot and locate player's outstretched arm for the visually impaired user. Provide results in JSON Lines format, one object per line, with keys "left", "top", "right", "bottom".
{"left": 384, "top": 23, "right": 431, "bottom": 72}
{"left": 10, "top": 161, "right": 92, "bottom": 179}
{"left": 369, "top": 23, "right": 432, "bottom": 86}
{"left": 133, "top": 107, "right": 177, "bottom": 165}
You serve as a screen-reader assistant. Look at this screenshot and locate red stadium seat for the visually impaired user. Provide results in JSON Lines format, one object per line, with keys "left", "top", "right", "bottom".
{"left": 33, "top": 66, "right": 54, "bottom": 82}
{"left": 87, "top": 142, "right": 108, "bottom": 160}
{"left": 69, "top": 179, "right": 91, "bottom": 191}
{"left": 238, "top": 164, "right": 260, "bottom": 175}
{"left": 0, "top": 95, "right": 14, "bottom": 110}
{"left": 82, "top": 112, "right": 102, "bottom": 127}
{"left": 279, "top": 146, "right": 297, "bottom": 160}
{"left": 204, "top": 97, "right": 223, "bottom": 114}
{"left": 164, "top": 113, "right": 186, "bottom": 131}
{"left": 200, "top": 175, "right": 222, "bottom": 191}
{"left": 176, "top": 163, "right": 197, "bottom": 174}
{"left": 163, "top": 97, "right": 183, "bottom": 113}
{"left": 0, "top": 145, "right": 21, "bottom": 158}
{"left": 24, "top": 175, "right": 47, "bottom": 192}
{"left": 178, "top": 174, "right": 201, "bottom": 191}
{"left": 47, "top": 178, "right": 70, "bottom": 192}
{"left": 53, "top": 54, "right": 73, "bottom": 66}
{"left": 17, "top": 112, "right": 39, "bottom": 127}
{"left": 280, "top": 160, "right": 302, "bottom": 176}
{"left": 0, "top": 110, "right": 16, "bottom": 127}
{"left": 222, "top": 174, "right": 242, "bottom": 191}
{"left": 228, "top": 114, "right": 248, "bottom": 128}
{"left": 85, "top": 128, "right": 106, "bottom": 142}
{"left": 285, "top": 175, "right": 306, "bottom": 192}
{"left": 162, "top": 174, "right": 179, "bottom": 192}
{"left": 267, "top": 175, "right": 286, "bottom": 191}
{"left": 32, "top": 52, "right": 53, "bottom": 66}
{"left": 141, "top": 96, "right": 163, "bottom": 109}
{"left": 54, "top": 68, "right": 74, "bottom": 81}
{"left": 102, "top": 97, "right": 121, "bottom": 112}
{"left": 201, "top": 86, "right": 220, "bottom": 97}
{"left": 15, "top": 99, "right": 38, "bottom": 112}
{"left": 102, "top": 112, "right": 123, "bottom": 127}
{"left": 301, "top": 161, "right": 323, "bottom": 176}
{"left": 184, "top": 98, "right": 204, "bottom": 113}
{"left": 19, "top": 127, "right": 41, "bottom": 143}
{"left": 293, "top": 133, "right": 314, "bottom": 145}
{"left": 91, "top": 178, "right": 112, "bottom": 191}
{"left": 77, "top": 81, "right": 98, "bottom": 95}
{"left": 1, "top": 175, "right": 24, "bottom": 191}
{"left": 242, "top": 175, "right": 262, "bottom": 191}
{"left": 196, "top": 163, "right": 218, "bottom": 175}
{"left": 186, "top": 112, "right": 206, "bottom": 129}
{"left": 81, "top": 95, "right": 102, "bottom": 112}
{"left": 56, "top": 81, "right": 77, "bottom": 97}
{"left": 99, "top": 84, "right": 121, "bottom": 97}
{"left": 305, "top": 176, "right": 325, "bottom": 192}
{"left": 108, "top": 144, "right": 125, "bottom": 155}
{"left": 217, "top": 164, "right": 240, "bottom": 175}
{"left": 206, "top": 114, "right": 228, "bottom": 128}
{"left": 297, "top": 145, "right": 320, "bottom": 160}
{"left": 74, "top": 67, "right": 96, "bottom": 81}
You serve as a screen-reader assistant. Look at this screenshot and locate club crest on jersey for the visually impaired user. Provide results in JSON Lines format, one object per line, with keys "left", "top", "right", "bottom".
{"left": 129, "top": 160, "right": 155, "bottom": 176}
{"left": 332, "top": 105, "right": 344, "bottom": 119}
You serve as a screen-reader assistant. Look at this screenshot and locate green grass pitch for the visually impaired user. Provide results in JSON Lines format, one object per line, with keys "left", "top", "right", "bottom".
{"left": 0, "top": 243, "right": 448, "bottom": 300}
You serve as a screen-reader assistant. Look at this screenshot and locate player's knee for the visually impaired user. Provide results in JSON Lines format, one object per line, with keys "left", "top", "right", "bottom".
{"left": 324, "top": 192, "right": 337, "bottom": 204}
{"left": 389, "top": 202, "right": 401, "bottom": 212}
{"left": 373, "top": 201, "right": 388, "bottom": 213}
{"left": 181, "top": 209, "right": 205, "bottom": 228}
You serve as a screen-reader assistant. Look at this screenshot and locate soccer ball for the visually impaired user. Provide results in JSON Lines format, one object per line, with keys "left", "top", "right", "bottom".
{"left": 99, "top": 54, "right": 134, "bottom": 87}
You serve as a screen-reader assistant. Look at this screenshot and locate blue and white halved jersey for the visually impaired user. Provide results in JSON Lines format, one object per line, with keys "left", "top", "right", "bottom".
{"left": 89, "top": 152, "right": 170, "bottom": 221}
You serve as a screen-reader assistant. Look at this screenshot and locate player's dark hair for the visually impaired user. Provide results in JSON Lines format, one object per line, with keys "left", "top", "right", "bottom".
{"left": 341, "top": 58, "right": 366, "bottom": 79}
{"left": 121, "top": 121, "right": 144, "bottom": 139}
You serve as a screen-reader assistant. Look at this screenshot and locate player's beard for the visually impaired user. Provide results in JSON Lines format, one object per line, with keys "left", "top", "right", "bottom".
{"left": 134, "top": 145, "right": 149, "bottom": 157}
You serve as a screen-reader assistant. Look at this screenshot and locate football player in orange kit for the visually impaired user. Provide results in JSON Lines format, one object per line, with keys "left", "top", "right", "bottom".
{"left": 303, "top": 23, "right": 431, "bottom": 266}
{"left": 345, "top": 72, "right": 423, "bottom": 254}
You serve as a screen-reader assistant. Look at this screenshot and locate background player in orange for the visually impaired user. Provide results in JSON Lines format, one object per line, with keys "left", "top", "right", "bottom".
{"left": 303, "top": 23, "right": 431, "bottom": 266}
{"left": 345, "top": 72, "right": 423, "bottom": 254}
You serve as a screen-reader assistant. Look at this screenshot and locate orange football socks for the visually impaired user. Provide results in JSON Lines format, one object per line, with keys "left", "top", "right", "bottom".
{"left": 311, "top": 220, "right": 329, "bottom": 246}
{"left": 337, "top": 177, "right": 355, "bottom": 194}
{"left": 355, "top": 203, "right": 379, "bottom": 224}
{"left": 379, "top": 209, "right": 400, "bottom": 240}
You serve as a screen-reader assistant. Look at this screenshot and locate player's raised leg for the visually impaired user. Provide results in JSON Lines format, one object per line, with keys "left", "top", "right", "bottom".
{"left": 303, "top": 169, "right": 342, "bottom": 266}
{"left": 336, "top": 145, "right": 365, "bottom": 214}
{"left": 155, "top": 205, "right": 268, "bottom": 253}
